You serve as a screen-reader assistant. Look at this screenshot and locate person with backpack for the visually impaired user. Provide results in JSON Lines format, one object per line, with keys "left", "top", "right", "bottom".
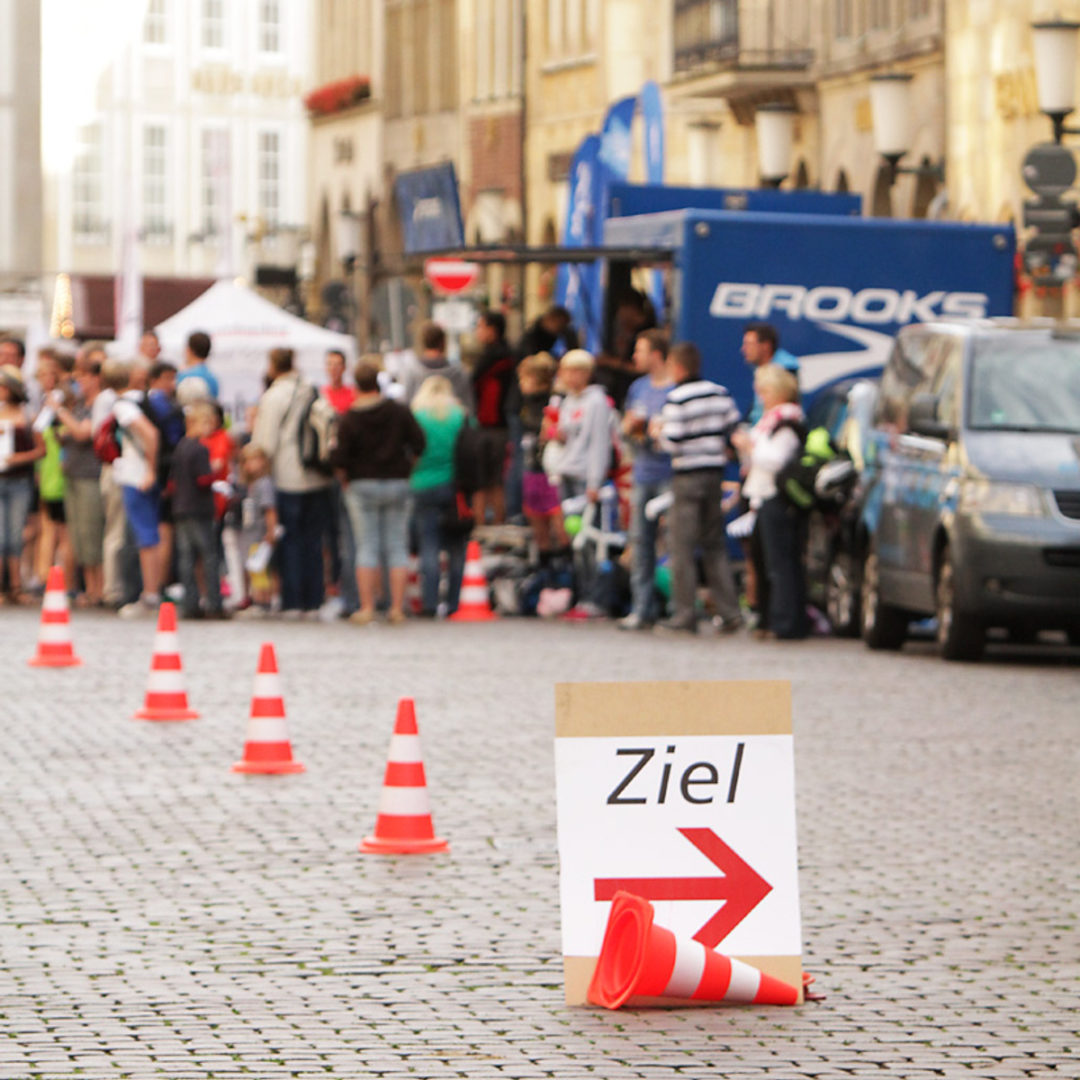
{"left": 409, "top": 375, "right": 472, "bottom": 618}
{"left": 470, "top": 310, "right": 515, "bottom": 525}
{"left": 731, "top": 364, "right": 808, "bottom": 640}
{"left": 250, "top": 347, "right": 334, "bottom": 618}
{"left": 103, "top": 359, "right": 164, "bottom": 618}
{"left": 145, "top": 361, "right": 185, "bottom": 591}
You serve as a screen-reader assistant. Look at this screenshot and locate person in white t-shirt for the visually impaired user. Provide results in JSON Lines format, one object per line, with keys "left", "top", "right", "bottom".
{"left": 102, "top": 359, "right": 162, "bottom": 618}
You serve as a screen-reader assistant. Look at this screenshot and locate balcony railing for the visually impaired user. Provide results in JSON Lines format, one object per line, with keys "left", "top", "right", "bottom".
{"left": 674, "top": 0, "right": 814, "bottom": 75}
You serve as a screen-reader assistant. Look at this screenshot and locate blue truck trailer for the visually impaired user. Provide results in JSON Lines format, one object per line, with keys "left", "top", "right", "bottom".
{"left": 602, "top": 206, "right": 1016, "bottom": 415}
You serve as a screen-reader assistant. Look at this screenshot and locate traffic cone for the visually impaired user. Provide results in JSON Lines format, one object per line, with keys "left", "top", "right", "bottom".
{"left": 134, "top": 602, "right": 199, "bottom": 721}
{"left": 232, "top": 643, "right": 305, "bottom": 774}
{"left": 360, "top": 697, "right": 448, "bottom": 854}
{"left": 448, "top": 540, "right": 496, "bottom": 622}
{"left": 588, "top": 891, "right": 799, "bottom": 1010}
{"left": 28, "top": 566, "right": 82, "bottom": 668}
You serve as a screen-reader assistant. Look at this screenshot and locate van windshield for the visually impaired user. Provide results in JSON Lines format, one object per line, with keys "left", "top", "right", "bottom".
{"left": 969, "top": 337, "right": 1080, "bottom": 433}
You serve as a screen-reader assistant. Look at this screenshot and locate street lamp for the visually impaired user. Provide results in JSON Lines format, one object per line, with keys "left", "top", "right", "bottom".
{"left": 755, "top": 103, "right": 796, "bottom": 188}
{"left": 1031, "top": 19, "right": 1080, "bottom": 143}
{"left": 870, "top": 73, "right": 945, "bottom": 184}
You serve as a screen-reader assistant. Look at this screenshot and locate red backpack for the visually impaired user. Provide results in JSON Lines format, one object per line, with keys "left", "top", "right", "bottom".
{"left": 93, "top": 416, "right": 121, "bottom": 464}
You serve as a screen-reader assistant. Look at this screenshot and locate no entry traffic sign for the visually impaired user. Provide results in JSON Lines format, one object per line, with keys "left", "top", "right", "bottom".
{"left": 554, "top": 681, "right": 803, "bottom": 1005}
{"left": 424, "top": 259, "right": 481, "bottom": 294}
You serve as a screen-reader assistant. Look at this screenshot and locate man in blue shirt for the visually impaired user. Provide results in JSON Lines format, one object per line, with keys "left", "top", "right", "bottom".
{"left": 176, "top": 331, "right": 221, "bottom": 401}
{"left": 618, "top": 329, "right": 674, "bottom": 630}
{"left": 742, "top": 322, "right": 799, "bottom": 424}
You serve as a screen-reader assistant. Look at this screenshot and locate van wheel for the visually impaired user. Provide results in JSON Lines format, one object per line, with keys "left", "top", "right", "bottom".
{"left": 825, "top": 551, "right": 860, "bottom": 637}
{"left": 861, "top": 549, "right": 907, "bottom": 650}
{"left": 936, "top": 545, "right": 984, "bottom": 662}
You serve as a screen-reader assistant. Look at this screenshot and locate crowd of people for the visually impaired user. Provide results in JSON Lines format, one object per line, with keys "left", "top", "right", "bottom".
{"left": 0, "top": 308, "right": 816, "bottom": 639}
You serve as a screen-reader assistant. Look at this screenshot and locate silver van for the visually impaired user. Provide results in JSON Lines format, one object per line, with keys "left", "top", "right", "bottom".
{"left": 857, "top": 319, "right": 1080, "bottom": 660}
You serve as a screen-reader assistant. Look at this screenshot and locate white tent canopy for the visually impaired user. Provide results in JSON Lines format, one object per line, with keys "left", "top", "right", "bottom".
{"left": 154, "top": 280, "right": 357, "bottom": 416}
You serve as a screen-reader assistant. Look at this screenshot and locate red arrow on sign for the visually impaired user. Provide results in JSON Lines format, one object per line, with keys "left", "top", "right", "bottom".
{"left": 593, "top": 827, "right": 773, "bottom": 948}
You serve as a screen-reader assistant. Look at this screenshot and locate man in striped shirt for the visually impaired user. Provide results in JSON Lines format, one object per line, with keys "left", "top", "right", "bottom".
{"left": 650, "top": 342, "right": 743, "bottom": 634}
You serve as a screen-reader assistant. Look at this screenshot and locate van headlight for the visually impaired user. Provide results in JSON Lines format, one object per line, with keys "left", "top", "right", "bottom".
{"left": 959, "top": 480, "right": 1046, "bottom": 516}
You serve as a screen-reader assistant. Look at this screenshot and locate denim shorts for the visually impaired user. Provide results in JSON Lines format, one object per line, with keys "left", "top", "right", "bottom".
{"left": 120, "top": 484, "right": 161, "bottom": 549}
{"left": 344, "top": 478, "right": 411, "bottom": 569}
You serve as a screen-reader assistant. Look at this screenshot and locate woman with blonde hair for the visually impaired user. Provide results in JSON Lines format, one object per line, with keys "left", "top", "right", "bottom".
{"left": 731, "top": 363, "right": 808, "bottom": 639}
{"left": 410, "top": 375, "right": 470, "bottom": 616}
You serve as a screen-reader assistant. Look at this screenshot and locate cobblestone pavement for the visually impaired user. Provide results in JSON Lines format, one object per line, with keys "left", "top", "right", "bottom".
{"left": 0, "top": 608, "right": 1077, "bottom": 1079}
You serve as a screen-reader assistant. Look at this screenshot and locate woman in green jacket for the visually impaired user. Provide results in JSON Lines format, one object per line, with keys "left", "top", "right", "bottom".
{"left": 410, "top": 376, "right": 468, "bottom": 616}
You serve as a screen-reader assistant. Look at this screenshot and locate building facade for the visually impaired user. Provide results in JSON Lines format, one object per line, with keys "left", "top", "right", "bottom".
{"left": 0, "top": 0, "right": 43, "bottom": 332}
{"left": 46, "top": 0, "right": 311, "bottom": 316}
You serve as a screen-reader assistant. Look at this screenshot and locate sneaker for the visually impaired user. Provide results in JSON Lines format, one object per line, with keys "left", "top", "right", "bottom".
{"left": 617, "top": 613, "right": 652, "bottom": 631}
{"left": 562, "top": 602, "right": 607, "bottom": 621}
{"left": 656, "top": 617, "right": 698, "bottom": 634}
{"left": 348, "top": 609, "right": 376, "bottom": 626}
{"left": 713, "top": 615, "right": 745, "bottom": 635}
{"left": 118, "top": 597, "right": 158, "bottom": 619}
{"left": 235, "top": 605, "right": 269, "bottom": 620}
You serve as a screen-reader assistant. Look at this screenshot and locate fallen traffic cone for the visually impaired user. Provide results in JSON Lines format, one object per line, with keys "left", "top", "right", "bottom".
{"left": 448, "top": 540, "right": 496, "bottom": 622}
{"left": 134, "top": 602, "right": 199, "bottom": 721}
{"left": 28, "top": 566, "right": 82, "bottom": 668}
{"left": 588, "top": 891, "right": 799, "bottom": 1009}
{"left": 360, "top": 697, "right": 448, "bottom": 854}
{"left": 232, "top": 643, "right": 304, "bottom": 774}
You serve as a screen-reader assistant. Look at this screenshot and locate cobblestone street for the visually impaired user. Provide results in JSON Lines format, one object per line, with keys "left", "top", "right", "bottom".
{"left": 1, "top": 609, "right": 1077, "bottom": 1078}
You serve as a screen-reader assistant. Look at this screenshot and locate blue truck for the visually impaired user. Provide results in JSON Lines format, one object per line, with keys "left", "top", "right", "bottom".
{"left": 602, "top": 195, "right": 1017, "bottom": 415}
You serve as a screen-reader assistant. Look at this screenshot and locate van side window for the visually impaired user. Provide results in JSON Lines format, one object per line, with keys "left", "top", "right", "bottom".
{"left": 874, "top": 333, "right": 931, "bottom": 434}
{"left": 930, "top": 338, "right": 964, "bottom": 430}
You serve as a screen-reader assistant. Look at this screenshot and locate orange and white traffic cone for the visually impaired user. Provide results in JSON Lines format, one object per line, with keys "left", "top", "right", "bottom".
{"left": 448, "top": 540, "right": 496, "bottom": 622}
{"left": 28, "top": 566, "right": 82, "bottom": 668}
{"left": 134, "top": 602, "right": 199, "bottom": 721}
{"left": 588, "top": 891, "right": 799, "bottom": 1010}
{"left": 232, "top": 643, "right": 305, "bottom": 774}
{"left": 360, "top": 697, "right": 448, "bottom": 854}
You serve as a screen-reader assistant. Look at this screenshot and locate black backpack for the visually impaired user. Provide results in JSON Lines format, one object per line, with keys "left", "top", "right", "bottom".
{"left": 775, "top": 424, "right": 851, "bottom": 513}
{"left": 138, "top": 395, "right": 184, "bottom": 488}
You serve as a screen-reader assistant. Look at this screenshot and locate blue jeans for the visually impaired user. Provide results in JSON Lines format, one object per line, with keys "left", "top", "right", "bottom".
{"left": 333, "top": 484, "right": 359, "bottom": 612}
{"left": 0, "top": 474, "right": 33, "bottom": 558}
{"left": 629, "top": 480, "right": 669, "bottom": 621}
{"left": 344, "top": 479, "right": 411, "bottom": 569}
{"left": 175, "top": 515, "right": 221, "bottom": 615}
{"left": 411, "top": 483, "right": 466, "bottom": 615}
{"left": 276, "top": 487, "right": 332, "bottom": 612}
{"left": 505, "top": 412, "right": 524, "bottom": 520}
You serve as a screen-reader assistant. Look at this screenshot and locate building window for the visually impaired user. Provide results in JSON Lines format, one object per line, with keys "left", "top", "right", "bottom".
{"left": 73, "top": 124, "right": 106, "bottom": 241}
{"left": 202, "top": 0, "right": 225, "bottom": 49}
{"left": 143, "top": 125, "right": 169, "bottom": 241}
{"left": 674, "top": 0, "right": 738, "bottom": 72}
{"left": 834, "top": 0, "right": 853, "bottom": 39}
{"left": 258, "top": 132, "right": 281, "bottom": 230}
{"left": 385, "top": 4, "right": 402, "bottom": 118}
{"left": 259, "top": 0, "right": 281, "bottom": 53}
{"left": 435, "top": 0, "right": 457, "bottom": 110}
{"left": 144, "top": 0, "right": 167, "bottom": 44}
{"left": 547, "top": 0, "right": 598, "bottom": 58}
{"left": 868, "top": 0, "right": 890, "bottom": 31}
{"left": 201, "top": 129, "right": 229, "bottom": 237}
